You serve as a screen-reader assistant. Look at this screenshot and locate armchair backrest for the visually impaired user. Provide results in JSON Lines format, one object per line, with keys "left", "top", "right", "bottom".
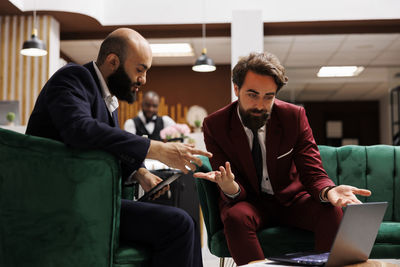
{"left": 0, "top": 128, "right": 122, "bottom": 267}
{"left": 319, "top": 145, "right": 400, "bottom": 222}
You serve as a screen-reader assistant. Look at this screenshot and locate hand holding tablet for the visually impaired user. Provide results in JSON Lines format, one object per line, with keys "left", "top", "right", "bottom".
{"left": 138, "top": 173, "right": 182, "bottom": 201}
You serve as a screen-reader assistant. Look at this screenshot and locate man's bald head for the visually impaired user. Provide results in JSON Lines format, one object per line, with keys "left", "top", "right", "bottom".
{"left": 142, "top": 91, "right": 160, "bottom": 120}
{"left": 96, "top": 28, "right": 150, "bottom": 66}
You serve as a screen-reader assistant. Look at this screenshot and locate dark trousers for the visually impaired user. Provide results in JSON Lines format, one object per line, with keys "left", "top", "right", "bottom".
{"left": 222, "top": 193, "right": 343, "bottom": 266}
{"left": 120, "top": 199, "right": 203, "bottom": 267}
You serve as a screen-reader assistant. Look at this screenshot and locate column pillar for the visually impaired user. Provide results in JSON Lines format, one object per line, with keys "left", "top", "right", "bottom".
{"left": 231, "top": 10, "right": 263, "bottom": 102}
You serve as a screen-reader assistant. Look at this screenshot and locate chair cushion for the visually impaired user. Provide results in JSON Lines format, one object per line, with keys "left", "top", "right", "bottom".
{"left": 375, "top": 222, "right": 400, "bottom": 244}
{"left": 209, "top": 227, "right": 314, "bottom": 258}
{"left": 258, "top": 226, "right": 314, "bottom": 256}
{"left": 113, "top": 246, "right": 151, "bottom": 267}
{"left": 210, "top": 231, "right": 231, "bottom": 257}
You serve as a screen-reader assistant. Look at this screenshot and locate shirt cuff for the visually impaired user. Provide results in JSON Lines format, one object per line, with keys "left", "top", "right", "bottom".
{"left": 319, "top": 189, "right": 329, "bottom": 203}
{"left": 224, "top": 187, "right": 241, "bottom": 199}
{"left": 319, "top": 186, "right": 336, "bottom": 203}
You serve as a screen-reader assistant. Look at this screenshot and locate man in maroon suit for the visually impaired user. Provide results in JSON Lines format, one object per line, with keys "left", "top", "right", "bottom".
{"left": 194, "top": 52, "right": 371, "bottom": 265}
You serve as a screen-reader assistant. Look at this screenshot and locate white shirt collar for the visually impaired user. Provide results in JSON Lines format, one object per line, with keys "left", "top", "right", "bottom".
{"left": 92, "top": 61, "right": 119, "bottom": 115}
{"left": 138, "top": 110, "right": 157, "bottom": 124}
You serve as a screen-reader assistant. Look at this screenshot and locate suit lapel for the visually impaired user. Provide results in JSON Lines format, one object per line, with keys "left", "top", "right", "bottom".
{"left": 229, "top": 102, "right": 261, "bottom": 194}
{"left": 265, "top": 106, "right": 282, "bottom": 186}
{"left": 84, "top": 62, "right": 102, "bottom": 92}
{"left": 84, "top": 62, "right": 116, "bottom": 127}
{"left": 112, "top": 110, "right": 119, "bottom": 128}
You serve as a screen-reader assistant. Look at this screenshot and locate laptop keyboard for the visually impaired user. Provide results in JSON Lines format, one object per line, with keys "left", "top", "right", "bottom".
{"left": 292, "top": 252, "right": 329, "bottom": 263}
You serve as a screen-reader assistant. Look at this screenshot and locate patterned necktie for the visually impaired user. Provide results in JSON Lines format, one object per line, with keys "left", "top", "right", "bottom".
{"left": 251, "top": 129, "right": 263, "bottom": 184}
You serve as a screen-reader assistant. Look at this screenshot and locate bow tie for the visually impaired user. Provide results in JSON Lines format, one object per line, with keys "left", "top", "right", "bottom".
{"left": 146, "top": 116, "right": 157, "bottom": 124}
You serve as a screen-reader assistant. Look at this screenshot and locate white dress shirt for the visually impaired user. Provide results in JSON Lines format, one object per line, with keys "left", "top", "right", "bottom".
{"left": 92, "top": 61, "right": 119, "bottom": 115}
{"left": 124, "top": 110, "right": 175, "bottom": 135}
{"left": 237, "top": 106, "right": 274, "bottom": 195}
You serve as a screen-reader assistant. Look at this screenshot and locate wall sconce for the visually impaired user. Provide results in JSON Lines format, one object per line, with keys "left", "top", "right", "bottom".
{"left": 20, "top": 9, "right": 47, "bottom": 57}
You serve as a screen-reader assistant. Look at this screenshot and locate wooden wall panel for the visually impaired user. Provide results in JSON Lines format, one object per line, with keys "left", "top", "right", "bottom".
{"left": 0, "top": 15, "right": 51, "bottom": 125}
{"left": 117, "top": 65, "right": 232, "bottom": 129}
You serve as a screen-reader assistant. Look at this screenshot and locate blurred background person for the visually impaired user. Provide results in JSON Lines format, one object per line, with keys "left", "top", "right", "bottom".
{"left": 125, "top": 90, "right": 175, "bottom": 140}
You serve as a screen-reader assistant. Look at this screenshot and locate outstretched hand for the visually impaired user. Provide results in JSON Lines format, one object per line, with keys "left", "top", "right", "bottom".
{"left": 194, "top": 161, "right": 239, "bottom": 195}
{"left": 147, "top": 141, "right": 213, "bottom": 173}
{"left": 327, "top": 185, "right": 371, "bottom": 207}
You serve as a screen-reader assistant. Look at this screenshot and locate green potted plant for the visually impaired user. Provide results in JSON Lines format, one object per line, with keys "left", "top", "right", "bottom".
{"left": 193, "top": 119, "right": 202, "bottom": 132}
{"left": 6, "top": 112, "right": 15, "bottom": 126}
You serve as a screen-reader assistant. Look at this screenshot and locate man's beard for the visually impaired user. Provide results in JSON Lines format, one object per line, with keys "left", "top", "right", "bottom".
{"left": 107, "top": 65, "right": 140, "bottom": 104}
{"left": 238, "top": 102, "right": 270, "bottom": 131}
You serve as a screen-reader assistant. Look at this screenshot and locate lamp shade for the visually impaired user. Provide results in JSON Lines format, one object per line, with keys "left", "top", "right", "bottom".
{"left": 192, "top": 48, "right": 216, "bottom": 72}
{"left": 20, "top": 31, "right": 47, "bottom": 57}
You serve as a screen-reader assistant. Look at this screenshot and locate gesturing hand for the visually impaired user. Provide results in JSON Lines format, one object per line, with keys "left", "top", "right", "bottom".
{"left": 194, "top": 161, "right": 239, "bottom": 195}
{"left": 147, "top": 141, "right": 212, "bottom": 173}
{"left": 327, "top": 185, "right": 372, "bottom": 207}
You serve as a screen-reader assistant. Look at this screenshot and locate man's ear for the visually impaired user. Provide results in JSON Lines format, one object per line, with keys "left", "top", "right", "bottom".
{"left": 234, "top": 84, "right": 239, "bottom": 97}
{"left": 106, "top": 53, "right": 120, "bottom": 71}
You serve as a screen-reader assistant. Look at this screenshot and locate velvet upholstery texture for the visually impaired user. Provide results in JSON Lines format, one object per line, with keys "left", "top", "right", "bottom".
{"left": 195, "top": 145, "right": 400, "bottom": 260}
{"left": 0, "top": 128, "right": 150, "bottom": 267}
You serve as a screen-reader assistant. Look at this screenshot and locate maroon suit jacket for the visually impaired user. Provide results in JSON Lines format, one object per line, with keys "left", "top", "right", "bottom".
{"left": 203, "top": 99, "right": 335, "bottom": 214}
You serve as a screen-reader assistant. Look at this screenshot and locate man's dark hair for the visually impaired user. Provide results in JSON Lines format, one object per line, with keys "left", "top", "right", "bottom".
{"left": 96, "top": 35, "right": 128, "bottom": 65}
{"left": 232, "top": 52, "right": 288, "bottom": 92}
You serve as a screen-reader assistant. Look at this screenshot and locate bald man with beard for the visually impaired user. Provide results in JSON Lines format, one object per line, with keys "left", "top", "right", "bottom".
{"left": 26, "top": 28, "right": 210, "bottom": 267}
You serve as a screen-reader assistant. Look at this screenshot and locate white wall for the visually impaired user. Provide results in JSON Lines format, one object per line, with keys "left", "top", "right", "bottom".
{"left": 11, "top": 0, "right": 400, "bottom": 26}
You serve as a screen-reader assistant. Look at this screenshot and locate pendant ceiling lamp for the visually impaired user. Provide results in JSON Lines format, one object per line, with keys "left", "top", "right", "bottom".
{"left": 192, "top": 1, "right": 215, "bottom": 73}
{"left": 21, "top": 8, "right": 47, "bottom": 57}
{"left": 192, "top": 27, "right": 216, "bottom": 72}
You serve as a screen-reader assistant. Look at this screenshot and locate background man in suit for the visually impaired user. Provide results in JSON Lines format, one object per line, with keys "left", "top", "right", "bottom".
{"left": 26, "top": 28, "right": 211, "bottom": 267}
{"left": 194, "top": 52, "right": 371, "bottom": 265}
{"left": 124, "top": 90, "right": 175, "bottom": 140}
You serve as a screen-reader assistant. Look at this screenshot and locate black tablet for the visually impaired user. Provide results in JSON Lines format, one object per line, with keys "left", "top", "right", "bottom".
{"left": 138, "top": 173, "right": 182, "bottom": 201}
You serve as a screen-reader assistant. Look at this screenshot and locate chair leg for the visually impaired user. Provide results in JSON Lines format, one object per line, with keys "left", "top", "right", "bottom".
{"left": 219, "top": 257, "right": 237, "bottom": 267}
{"left": 219, "top": 257, "right": 225, "bottom": 267}
{"left": 228, "top": 258, "right": 236, "bottom": 267}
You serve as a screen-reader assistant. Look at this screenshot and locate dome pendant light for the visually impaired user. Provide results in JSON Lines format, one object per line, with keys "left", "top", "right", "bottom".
{"left": 192, "top": 2, "right": 216, "bottom": 73}
{"left": 192, "top": 47, "right": 216, "bottom": 72}
{"left": 21, "top": 9, "right": 47, "bottom": 57}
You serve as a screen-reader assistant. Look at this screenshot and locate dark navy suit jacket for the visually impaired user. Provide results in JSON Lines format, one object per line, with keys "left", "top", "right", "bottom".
{"left": 26, "top": 62, "right": 150, "bottom": 178}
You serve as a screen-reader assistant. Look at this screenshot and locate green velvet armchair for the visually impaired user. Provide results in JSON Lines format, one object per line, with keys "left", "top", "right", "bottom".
{"left": 195, "top": 145, "right": 400, "bottom": 265}
{"left": 0, "top": 128, "right": 150, "bottom": 267}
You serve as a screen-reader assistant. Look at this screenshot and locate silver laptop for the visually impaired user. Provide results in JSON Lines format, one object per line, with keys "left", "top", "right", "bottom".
{"left": 268, "top": 202, "right": 388, "bottom": 267}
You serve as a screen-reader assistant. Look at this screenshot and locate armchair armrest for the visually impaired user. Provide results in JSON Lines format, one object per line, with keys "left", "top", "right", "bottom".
{"left": 0, "top": 128, "right": 121, "bottom": 267}
{"left": 194, "top": 156, "right": 224, "bottom": 244}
